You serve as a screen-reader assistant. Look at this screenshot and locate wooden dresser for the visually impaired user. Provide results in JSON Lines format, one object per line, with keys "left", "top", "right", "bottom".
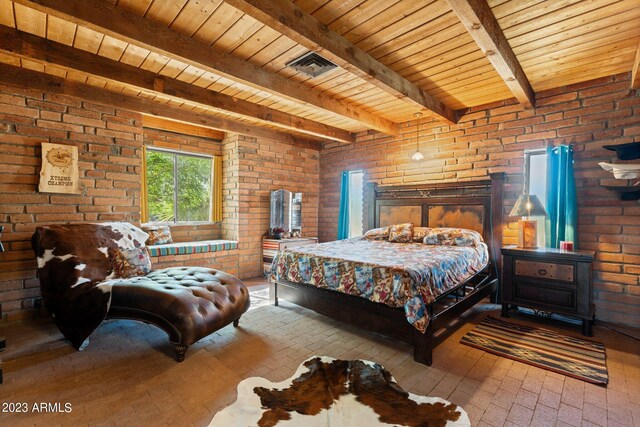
{"left": 501, "top": 245, "right": 596, "bottom": 336}
{"left": 262, "top": 237, "right": 318, "bottom": 277}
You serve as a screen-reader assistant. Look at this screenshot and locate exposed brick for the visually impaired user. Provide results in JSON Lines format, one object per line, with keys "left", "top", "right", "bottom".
{"left": 535, "top": 91, "right": 577, "bottom": 107}
{"left": 320, "top": 73, "right": 640, "bottom": 329}
{"left": 63, "top": 114, "right": 106, "bottom": 128}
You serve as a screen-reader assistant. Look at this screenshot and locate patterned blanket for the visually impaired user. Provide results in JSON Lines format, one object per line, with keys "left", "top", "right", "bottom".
{"left": 270, "top": 238, "right": 488, "bottom": 332}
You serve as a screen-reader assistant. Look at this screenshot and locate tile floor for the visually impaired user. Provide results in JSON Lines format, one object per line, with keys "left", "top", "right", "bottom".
{"left": 0, "top": 279, "right": 638, "bottom": 426}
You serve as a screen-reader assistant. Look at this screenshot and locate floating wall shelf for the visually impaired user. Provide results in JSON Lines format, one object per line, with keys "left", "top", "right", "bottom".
{"left": 600, "top": 142, "right": 640, "bottom": 200}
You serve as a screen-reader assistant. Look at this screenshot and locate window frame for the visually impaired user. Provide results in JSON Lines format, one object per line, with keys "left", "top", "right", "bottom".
{"left": 524, "top": 148, "right": 548, "bottom": 247}
{"left": 524, "top": 148, "right": 547, "bottom": 196}
{"left": 145, "top": 146, "right": 214, "bottom": 224}
{"left": 347, "top": 169, "right": 364, "bottom": 238}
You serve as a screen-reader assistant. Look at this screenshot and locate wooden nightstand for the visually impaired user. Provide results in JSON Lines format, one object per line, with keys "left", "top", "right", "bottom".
{"left": 263, "top": 237, "right": 318, "bottom": 276}
{"left": 501, "top": 245, "right": 596, "bottom": 336}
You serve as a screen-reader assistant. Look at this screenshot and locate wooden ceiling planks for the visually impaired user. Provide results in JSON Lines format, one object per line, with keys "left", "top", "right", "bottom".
{"left": 307, "top": 0, "right": 364, "bottom": 24}
{"left": 514, "top": 18, "right": 640, "bottom": 63}
{"left": 115, "top": 0, "right": 153, "bottom": 16}
{"left": 0, "top": 0, "right": 15, "bottom": 27}
{"left": 340, "top": 0, "right": 428, "bottom": 45}
{"left": 324, "top": 0, "right": 400, "bottom": 37}
{"left": 169, "top": 0, "right": 224, "bottom": 38}
{"left": 214, "top": 0, "right": 459, "bottom": 122}
{"left": 13, "top": 2, "right": 45, "bottom": 37}
{"left": 495, "top": 0, "right": 640, "bottom": 92}
{"left": 0, "top": 0, "right": 637, "bottom": 140}
{"left": 144, "top": 0, "right": 189, "bottom": 27}
{"left": 73, "top": 26, "right": 105, "bottom": 54}
{"left": 223, "top": 0, "right": 458, "bottom": 123}
{"left": 46, "top": 15, "right": 76, "bottom": 46}
{"left": 352, "top": 2, "right": 445, "bottom": 54}
{"left": 191, "top": 2, "right": 242, "bottom": 45}
{"left": 500, "top": 0, "right": 624, "bottom": 41}
{"left": 12, "top": 0, "right": 398, "bottom": 134}
{"left": 2, "top": 24, "right": 357, "bottom": 141}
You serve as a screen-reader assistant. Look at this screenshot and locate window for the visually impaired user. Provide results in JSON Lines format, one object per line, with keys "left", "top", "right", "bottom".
{"left": 347, "top": 170, "right": 364, "bottom": 238}
{"left": 145, "top": 148, "right": 213, "bottom": 223}
{"left": 524, "top": 149, "right": 547, "bottom": 245}
{"left": 525, "top": 149, "right": 547, "bottom": 208}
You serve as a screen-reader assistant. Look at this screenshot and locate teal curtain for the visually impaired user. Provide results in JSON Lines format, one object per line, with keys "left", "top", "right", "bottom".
{"left": 337, "top": 171, "right": 350, "bottom": 240}
{"left": 545, "top": 145, "right": 578, "bottom": 248}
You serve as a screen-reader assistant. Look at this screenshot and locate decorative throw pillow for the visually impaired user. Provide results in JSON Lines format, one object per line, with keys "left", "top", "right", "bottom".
{"left": 142, "top": 225, "right": 173, "bottom": 246}
{"left": 109, "top": 247, "right": 152, "bottom": 278}
{"left": 412, "top": 227, "right": 431, "bottom": 242}
{"left": 363, "top": 227, "right": 390, "bottom": 240}
{"left": 101, "top": 222, "right": 149, "bottom": 249}
{"left": 423, "top": 228, "right": 483, "bottom": 247}
{"left": 388, "top": 223, "right": 414, "bottom": 243}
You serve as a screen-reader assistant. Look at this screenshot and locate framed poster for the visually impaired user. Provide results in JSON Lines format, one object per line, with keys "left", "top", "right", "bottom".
{"left": 39, "top": 143, "right": 80, "bottom": 194}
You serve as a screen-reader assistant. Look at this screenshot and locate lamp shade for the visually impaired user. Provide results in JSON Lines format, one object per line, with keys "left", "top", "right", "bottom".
{"left": 509, "top": 194, "right": 547, "bottom": 218}
{"left": 410, "top": 150, "right": 424, "bottom": 161}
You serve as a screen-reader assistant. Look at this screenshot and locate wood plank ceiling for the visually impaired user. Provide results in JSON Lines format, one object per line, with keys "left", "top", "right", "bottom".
{"left": 0, "top": 0, "right": 638, "bottom": 143}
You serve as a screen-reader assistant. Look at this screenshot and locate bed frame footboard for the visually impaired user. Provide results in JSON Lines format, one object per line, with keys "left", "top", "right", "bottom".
{"left": 272, "top": 273, "right": 496, "bottom": 366}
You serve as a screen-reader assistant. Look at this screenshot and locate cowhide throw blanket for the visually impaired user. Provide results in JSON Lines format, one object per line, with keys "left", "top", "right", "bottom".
{"left": 31, "top": 222, "right": 148, "bottom": 350}
{"left": 210, "top": 356, "right": 470, "bottom": 427}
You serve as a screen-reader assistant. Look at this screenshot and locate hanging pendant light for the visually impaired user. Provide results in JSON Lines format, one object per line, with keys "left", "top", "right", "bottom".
{"left": 410, "top": 112, "right": 424, "bottom": 161}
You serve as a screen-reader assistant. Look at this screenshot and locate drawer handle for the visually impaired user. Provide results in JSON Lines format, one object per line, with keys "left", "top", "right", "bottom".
{"left": 538, "top": 269, "right": 547, "bottom": 276}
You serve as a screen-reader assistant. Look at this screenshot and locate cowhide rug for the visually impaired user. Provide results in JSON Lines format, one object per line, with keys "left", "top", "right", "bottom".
{"left": 210, "top": 356, "right": 470, "bottom": 427}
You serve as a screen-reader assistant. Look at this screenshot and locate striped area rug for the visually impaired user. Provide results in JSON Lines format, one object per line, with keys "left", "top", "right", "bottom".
{"left": 461, "top": 316, "right": 608, "bottom": 385}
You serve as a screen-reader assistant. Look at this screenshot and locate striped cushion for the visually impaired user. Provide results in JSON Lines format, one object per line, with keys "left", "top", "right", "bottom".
{"left": 147, "top": 240, "right": 237, "bottom": 257}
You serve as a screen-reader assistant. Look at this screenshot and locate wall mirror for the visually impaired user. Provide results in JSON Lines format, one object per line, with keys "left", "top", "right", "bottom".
{"left": 270, "top": 189, "right": 302, "bottom": 235}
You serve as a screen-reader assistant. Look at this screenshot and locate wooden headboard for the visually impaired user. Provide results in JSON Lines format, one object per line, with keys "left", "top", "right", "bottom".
{"left": 365, "top": 173, "right": 505, "bottom": 279}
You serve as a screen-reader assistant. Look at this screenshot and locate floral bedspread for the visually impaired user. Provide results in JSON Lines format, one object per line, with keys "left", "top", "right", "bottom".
{"left": 269, "top": 238, "right": 489, "bottom": 333}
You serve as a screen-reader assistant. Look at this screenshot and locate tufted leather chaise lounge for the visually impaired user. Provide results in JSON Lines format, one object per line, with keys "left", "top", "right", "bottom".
{"left": 108, "top": 267, "right": 248, "bottom": 361}
{"left": 32, "top": 223, "right": 250, "bottom": 362}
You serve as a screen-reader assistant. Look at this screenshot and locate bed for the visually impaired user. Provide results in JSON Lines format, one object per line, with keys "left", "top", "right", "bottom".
{"left": 269, "top": 173, "right": 504, "bottom": 365}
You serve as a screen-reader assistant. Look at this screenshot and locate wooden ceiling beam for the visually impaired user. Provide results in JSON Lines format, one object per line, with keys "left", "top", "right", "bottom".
{"left": 12, "top": 0, "right": 397, "bottom": 135}
{"left": 224, "top": 0, "right": 457, "bottom": 125}
{"left": 446, "top": 0, "right": 535, "bottom": 109}
{"left": 0, "top": 63, "right": 320, "bottom": 144}
{"left": 632, "top": 38, "right": 640, "bottom": 90}
{"left": 142, "top": 116, "right": 226, "bottom": 140}
{"left": 0, "top": 25, "right": 354, "bottom": 143}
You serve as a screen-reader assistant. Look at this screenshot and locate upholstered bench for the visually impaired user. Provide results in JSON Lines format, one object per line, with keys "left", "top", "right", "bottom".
{"left": 32, "top": 223, "right": 250, "bottom": 361}
{"left": 108, "top": 267, "right": 248, "bottom": 361}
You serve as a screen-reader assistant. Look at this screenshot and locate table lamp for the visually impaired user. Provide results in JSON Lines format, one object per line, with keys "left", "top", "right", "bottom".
{"left": 509, "top": 194, "right": 546, "bottom": 248}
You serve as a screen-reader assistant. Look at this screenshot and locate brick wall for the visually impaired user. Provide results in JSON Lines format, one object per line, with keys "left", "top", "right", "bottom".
{"left": 0, "top": 83, "right": 143, "bottom": 318}
{"left": 319, "top": 73, "right": 640, "bottom": 327}
{"left": 0, "top": 82, "right": 319, "bottom": 318}
{"left": 224, "top": 134, "right": 320, "bottom": 279}
{"left": 143, "top": 127, "right": 222, "bottom": 242}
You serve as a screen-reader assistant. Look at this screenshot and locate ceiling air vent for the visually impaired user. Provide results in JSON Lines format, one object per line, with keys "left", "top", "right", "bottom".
{"left": 286, "top": 52, "right": 337, "bottom": 78}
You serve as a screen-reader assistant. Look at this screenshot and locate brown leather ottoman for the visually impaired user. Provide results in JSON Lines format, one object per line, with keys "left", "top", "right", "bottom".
{"left": 108, "top": 267, "right": 250, "bottom": 361}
